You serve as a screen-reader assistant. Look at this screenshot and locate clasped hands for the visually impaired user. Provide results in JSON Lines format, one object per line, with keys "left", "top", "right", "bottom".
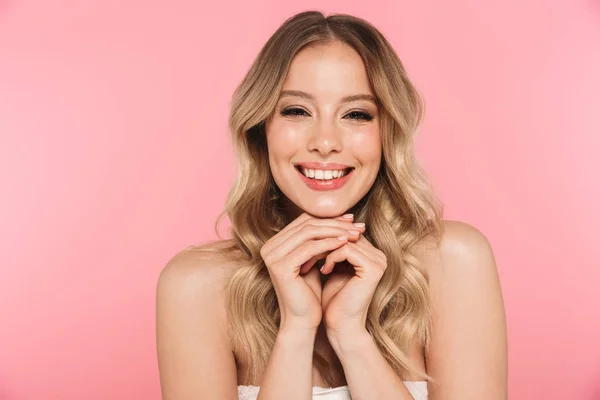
{"left": 297, "top": 213, "right": 388, "bottom": 341}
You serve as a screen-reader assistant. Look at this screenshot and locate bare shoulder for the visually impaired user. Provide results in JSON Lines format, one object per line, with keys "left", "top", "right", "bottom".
{"left": 421, "top": 220, "right": 508, "bottom": 398}
{"left": 157, "top": 240, "right": 241, "bottom": 294}
{"left": 156, "top": 240, "right": 242, "bottom": 400}
{"left": 411, "top": 220, "right": 497, "bottom": 278}
{"left": 439, "top": 219, "right": 495, "bottom": 258}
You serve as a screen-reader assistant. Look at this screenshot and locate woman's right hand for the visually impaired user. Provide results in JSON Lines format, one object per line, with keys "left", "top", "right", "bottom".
{"left": 260, "top": 212, "right": 365, "bottom": 333}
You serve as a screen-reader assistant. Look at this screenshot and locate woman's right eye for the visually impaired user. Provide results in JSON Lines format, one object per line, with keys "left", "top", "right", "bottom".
{"left": 281, "top": 107, "right": 309, "bottom": 117}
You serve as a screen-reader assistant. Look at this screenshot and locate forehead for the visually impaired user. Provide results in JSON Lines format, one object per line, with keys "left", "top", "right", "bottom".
{"left": 281, "top": 41, "right": 373, "bottom": 97}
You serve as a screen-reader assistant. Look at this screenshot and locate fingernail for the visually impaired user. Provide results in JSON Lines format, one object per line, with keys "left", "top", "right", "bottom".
{"left": 353, "top": 222, "right": 365, "bottom": 228}
{"left": 348, "top": 229, "right": 360, "bottom": 235}
{"left": 337, "top": 235, "right": 348, "bottom": 241}
{"left": 342, "top": 213, "right": 354, "bottom": 219}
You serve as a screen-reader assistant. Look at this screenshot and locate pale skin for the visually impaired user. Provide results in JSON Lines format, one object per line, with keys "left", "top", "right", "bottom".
{"left": 156, "top": 40, "right": 508, "bottom": 399}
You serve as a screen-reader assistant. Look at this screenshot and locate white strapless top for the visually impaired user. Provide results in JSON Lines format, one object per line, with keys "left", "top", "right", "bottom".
{"left": 238, "top": 381, "right": 428, "bottom": 399}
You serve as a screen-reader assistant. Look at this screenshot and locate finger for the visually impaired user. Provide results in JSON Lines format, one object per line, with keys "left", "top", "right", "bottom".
{"left": 331, "top": 234, "right": 375, "bottom": 264}
{"left": 299, "top": 233, "right": 363, "bottom": 275}
{"left": 280, "top": 215, "right": 361, "bottom": 246}
{"left": 349, "top": 241, "right": 380, "bottom": 271}
{"left": 273, "top": 236, "right": 350, "bottom": 277}
{"left": 299, "top": 254, "right": 321, "bottom": 275}
{"left": 353, "top": 235, "right": 385, "bottom": 262}
{"left": 268, "top": 223, "right": 361, "bottom": 265}
{"left": 300, "top": 259, "right": 316, "bottom": 275}
{"left": 261, "top": 212, "right": 313, "bottom": 255}
{"left": 321, "top": 243, "right": 378, "bottom": 279}
{"left": 264, "top": 214, "right": 355, "bottom": 258}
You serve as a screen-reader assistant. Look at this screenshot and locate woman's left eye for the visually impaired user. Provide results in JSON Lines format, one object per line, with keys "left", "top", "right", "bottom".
{"left": 344, "top": 111, "right": 374, "bottom": 121}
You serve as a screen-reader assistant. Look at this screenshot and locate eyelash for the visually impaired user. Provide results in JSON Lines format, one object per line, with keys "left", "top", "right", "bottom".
{"left": 280, "top": 107, "right": 374, "bottom": 122}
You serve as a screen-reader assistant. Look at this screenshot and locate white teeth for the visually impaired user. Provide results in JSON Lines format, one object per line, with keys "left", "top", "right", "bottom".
{"left": 300, "top": 167, "right": 349, "bottom": 180}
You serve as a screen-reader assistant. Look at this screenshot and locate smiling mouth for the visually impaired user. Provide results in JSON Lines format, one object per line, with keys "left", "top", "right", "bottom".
{"left": 294, "top": 165, "right": 355, "bottom": 180}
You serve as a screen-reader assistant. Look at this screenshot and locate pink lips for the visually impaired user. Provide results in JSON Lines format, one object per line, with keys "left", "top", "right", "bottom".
{"left": 295, "top": 165, "right": 354, "bottom": 191}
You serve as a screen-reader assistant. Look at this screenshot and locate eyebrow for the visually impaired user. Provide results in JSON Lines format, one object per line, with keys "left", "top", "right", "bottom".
{"left": 279, "top": 90, "right": 377, "bottom": 105}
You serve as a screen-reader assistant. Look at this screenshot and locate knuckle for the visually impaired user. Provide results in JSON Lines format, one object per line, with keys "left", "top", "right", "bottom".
{"left": 300, "top": 240, "right": 316, "bottom": 252}
{"left": 259, "top": 246, "right": 269, "bottom": 260}
{"left": 328, "top": 237, "right": 342, "bottom": 247}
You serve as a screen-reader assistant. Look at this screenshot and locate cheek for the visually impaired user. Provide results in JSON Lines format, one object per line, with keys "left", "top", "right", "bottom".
{"left": 346, "top": 128, "right": 382, "bottom": 163}
{"left": 266, "top": 121, "right": 303, "bottom": 161}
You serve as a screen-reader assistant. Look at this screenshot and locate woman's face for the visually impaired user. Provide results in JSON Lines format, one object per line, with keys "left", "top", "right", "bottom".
{"left": 265, "top": 40, "right": 382, "bottom": 219}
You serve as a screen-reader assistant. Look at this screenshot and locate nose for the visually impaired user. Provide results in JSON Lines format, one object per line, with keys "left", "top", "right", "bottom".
{"left": 307, "top": 120, "right": 343, "bottom": 155}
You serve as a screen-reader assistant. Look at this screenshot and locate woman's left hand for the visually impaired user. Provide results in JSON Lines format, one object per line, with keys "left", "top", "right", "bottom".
{"left": 320, "top": 232, "right": 387, "bottom": 340}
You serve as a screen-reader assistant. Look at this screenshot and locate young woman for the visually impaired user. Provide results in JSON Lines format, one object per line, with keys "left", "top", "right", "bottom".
{"left": 156, "top": 10, "right": 508, "bottom": 400}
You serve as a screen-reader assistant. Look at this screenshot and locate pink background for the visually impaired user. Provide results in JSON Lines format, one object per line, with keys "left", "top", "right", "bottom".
{"left": 1, "top": 1, "right": 599, "bottom": 399}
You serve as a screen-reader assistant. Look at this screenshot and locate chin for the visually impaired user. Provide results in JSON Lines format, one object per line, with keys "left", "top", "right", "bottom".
{"left": 297, "top": 202, "right": 352, "bottom": 219}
